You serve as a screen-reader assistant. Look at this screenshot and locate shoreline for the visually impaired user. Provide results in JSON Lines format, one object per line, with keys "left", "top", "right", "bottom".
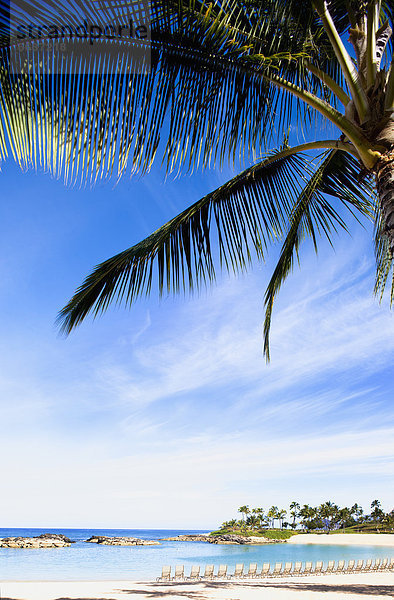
{"left": 1, "top": 572, "right": 394, "bottom": 600}
{"left": 288, "top": 533, "right": 394, "bottom": 546}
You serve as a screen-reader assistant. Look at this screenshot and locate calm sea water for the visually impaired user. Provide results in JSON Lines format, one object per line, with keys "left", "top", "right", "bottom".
{"left": 0, "top": 528, "right": 392, "bottom": 581}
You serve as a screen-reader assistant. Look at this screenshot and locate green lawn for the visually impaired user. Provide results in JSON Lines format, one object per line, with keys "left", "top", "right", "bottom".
{"left": 209, "top": 528, "right": 297, "bottom": 540}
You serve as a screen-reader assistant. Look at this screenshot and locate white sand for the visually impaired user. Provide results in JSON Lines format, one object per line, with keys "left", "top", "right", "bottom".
{"left": 288, "top": 533, "right": 394, "bottom": 546}
{"left": 1, "top": 573, "right": 394, "bottom": 600}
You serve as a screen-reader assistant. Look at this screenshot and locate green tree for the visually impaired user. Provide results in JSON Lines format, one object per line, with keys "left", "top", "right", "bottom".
{"left": 338, "top": 506, "right": 354, "bottom": 529}
{"left": 277, "top": 509, "right": 287, "bottom": 529}
{"left": 382, "top": 510, "right": 394, "bottom": 531}
{"left": 246, "top": 514, "right": 260, "bottom": 530}
{"left": 268, "top": 506, "right": 279, "bottom": 529}
{"left": 238, "top": 505, "right": 250, "bottom": 525}
{"left": 351, "top": 503, "right": 364, "bottom": 521}
{"left": 370, "top": 499, "right": 385, "bottom": 530}
{"left": 319, "top": 501, "right": 339, "bottom": 531}
{"left": 289, "top": 501, "right": 301, "bottom": 529}
{"left": 299, "top": 505, "right": 319, "bottom": 531}
{"left": 252, "top": 507, "right": 265, "bottom": 529}
{"left": 2, "top": 3, "right": 394, "bottom": 353}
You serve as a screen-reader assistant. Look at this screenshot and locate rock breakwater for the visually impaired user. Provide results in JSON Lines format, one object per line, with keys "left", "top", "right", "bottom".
{"left": 85, "top": 536, "right": 160, "bottom": 546}
{"left": 211, "top": 534, "right": 279, "bottom": 544}
{"left": 0, "top": 534, "right": 73, "bottom": 548}
{"left": 161, "top": 533, "right": 279, "bottom": 544}
{"left": 160, "top": 534, "right": 210, "bottom": 542}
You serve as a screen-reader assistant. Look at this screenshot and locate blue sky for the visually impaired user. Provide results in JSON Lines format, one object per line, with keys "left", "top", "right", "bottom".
{"left": 0, "top": 149, "right": 394, "bottom": 529}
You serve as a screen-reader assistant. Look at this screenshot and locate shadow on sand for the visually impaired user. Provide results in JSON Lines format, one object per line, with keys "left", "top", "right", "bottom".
{"left": 3, "top": 579, "right": 394, "bottom": 600}
{"left": 116, "top": 580, "right": 394, "bottom": 598}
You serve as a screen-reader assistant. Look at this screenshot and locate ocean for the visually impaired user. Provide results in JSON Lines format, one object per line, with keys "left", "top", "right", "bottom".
{"left": 0, "top": 528, "right": 392, "bottom": 581}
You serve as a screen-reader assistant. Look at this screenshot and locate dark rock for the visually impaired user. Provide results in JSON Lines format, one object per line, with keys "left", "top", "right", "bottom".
{"left": 85, "top": 536, "right": 159, "bottom": 546}
{"left": 159, "top": 534, "right": 210, "bottom": 542}
{"left": 36, "top": 533, "right": 74, "bottom": 543}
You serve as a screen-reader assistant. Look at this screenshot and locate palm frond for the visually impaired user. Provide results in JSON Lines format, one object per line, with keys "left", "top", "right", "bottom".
{"left": 263, "top": 150, "right": 375, "bottom": 360}
{"left": 57, "top": 145, "right": 320, "bottom": 333}
{"left": 0, "top": 0, "right": 350, "bottom": 182}
{"left": 374, "top": 212, "right": 394, "bottom": 306}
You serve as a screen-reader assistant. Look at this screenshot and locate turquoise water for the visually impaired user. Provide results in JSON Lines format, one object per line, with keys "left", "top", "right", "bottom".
{"left": 0, "top": 528, "right": 392, "bottom": 581}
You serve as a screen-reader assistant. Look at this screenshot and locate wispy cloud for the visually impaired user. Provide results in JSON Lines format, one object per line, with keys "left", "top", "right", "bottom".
{"left": 1, "top": 200, "right": 393, "bottom": 526}
{"left": 90, "top": 233, "right": 394, "bottom": 443}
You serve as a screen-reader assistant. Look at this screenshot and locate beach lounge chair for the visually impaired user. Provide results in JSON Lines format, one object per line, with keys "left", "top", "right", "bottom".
{"left": 258, "top": 563, "right": 271, "bottom": 577}
{"left": 303, "top": 562, "right": 313, "bottom": 575}
{"left": 272, "top": 563, "right": 283, "bottom": 577}
{"left": 230, "top": 564, "right": 244, "bottom": 578}
{"left": 379, "top": 558, "right": 389, "bottom": 570}
{"left": 243, "top": 563, "right": 257, "bottom": 578}
{"left": 173, "top": 565, "right": 185, "bottom": 580}
{"left": 354, "top": 559, "right": 364, "bottom": 573}
{"left": 202, "top": 565, "right": 215, "bottom": 579}
{"left": 216, "top": 564, "right": 228, "bottom": 579}
{"left": 282, "top": 562, "right": 293, "bottom": 576}
{"left": 314, "top": 561, "right": 323, "bottom": 574}
{"left": 345, "top": 559, "right": 355, "bottom": 573}
{"left": 364, "top": 559, "right": 373, "bottom": 572}
{"left": 371, "top": 558, "right": 381, "bottom": 571}
{"left": 388, "top": 558, "right": 394, "bottom": 571}
{"left": 335, "top": 560, "right": 345, "bottom": 573}
{"left": 292, "top": 562, "right": 302, "bottom": 576}
{"left": 157, "top": 566, "right": 171, "bottom": 581}
{"left": 187, "top": 566, "right": 200, "bottom": 580}
{"left": 325, "top": 560, "right": 335, "bottom": 574}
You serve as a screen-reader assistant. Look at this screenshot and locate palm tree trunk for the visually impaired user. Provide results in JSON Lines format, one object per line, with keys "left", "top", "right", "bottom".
{"left": 376, "top": 154, "right": 394, "bottom": 254}
{"left": 376, "top": 125, "right": 394, "bottom": 255}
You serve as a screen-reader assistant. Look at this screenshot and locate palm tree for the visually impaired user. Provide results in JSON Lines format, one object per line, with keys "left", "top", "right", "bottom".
{"left": 289, "top": 501, "right": 301, "bottom": 529}
{"left": 253, "top": 507, "right": 265, "bottom": 529}
{"left": 319, "top": 501, "right": 339, "bottom": 531}
{"left": 267, "top": 506, "right": 279, "bottom": 529}
{"left": 299, "top": 504, "right": 318, "bottom": 531}
{"left": 338, "top": 506, "right": 353, "bottom": 529}
{"left": 277, "top": 509, "right": 287, "bottom": 529}
{"left": 238, "top": 505, "right": 250, "bottom": 525}
{"left": 2, "top": 2, "right": 394, "bottom": 356}
{"left": 370, "top": 499, "right": 384, "bottom": 530}
{"left": 350, "top": 503, "right": 364, "bottom": 530}
{"left": 382, "top": 510, "right": 394, "bottom": 531}
{"left": 246, "top": 514, "right": 260, "bottom": 530}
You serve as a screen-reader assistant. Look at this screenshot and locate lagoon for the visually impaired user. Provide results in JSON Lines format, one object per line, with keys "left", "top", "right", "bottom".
{"left": 0, "top": 528, "right": 392, "bottom": 581}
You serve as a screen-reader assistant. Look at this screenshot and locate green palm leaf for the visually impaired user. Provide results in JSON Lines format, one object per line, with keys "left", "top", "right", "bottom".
{"left": 263, "top": 150, "right": 375, "bottom": 360}
{"left": 57, "top": 146, "right": 320, "bottom": 333}
{"left": 374, "top": 215, "right": 394, "bottom": 306}
{"left": 0, "top": 0, "right": 349, "bottom": 182}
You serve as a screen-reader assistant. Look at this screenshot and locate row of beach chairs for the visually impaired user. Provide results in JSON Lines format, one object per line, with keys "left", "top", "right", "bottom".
{"left": 157, "top": 557, "right": 394, "bottom": 581}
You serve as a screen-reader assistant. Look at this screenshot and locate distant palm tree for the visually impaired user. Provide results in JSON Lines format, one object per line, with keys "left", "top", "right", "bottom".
{"left": 3, "top": 2, "right": 390, "bottom": 356}
{"left": 319, "top": 501, "right": 339, "bottom": 531}
{"left": 277, "top": 509, "right": 287, "bottom": 529}
{"left": 299, "top": 505, "right": 318, "bottom": 531}
{"left": 289, "top": 501, "right": 301, "bottom": 529}
{"left": 253, "top": 507, "right": 265, "bottom": 529}
{"left": 351, "top": 503, "right": 364, "bottom": 520}
{"left": 246, "top": 514, "right": 260, "bottom": 530}
{"left": 267, "top": 506, "right": 279, "bottom": 529}
{"left": 338, "top": 507, "right": 352, "bottom": 529}
{"left": 382, "top": 510, "right": 394, "bottom": 531}
{"left": 371, "top": 499, "right": 384, "bottom": 531}
{"left": 238, "top": 505, "right": 250, "bottom": 525}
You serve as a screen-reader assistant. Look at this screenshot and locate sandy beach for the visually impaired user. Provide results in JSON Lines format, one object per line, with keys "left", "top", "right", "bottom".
{"left": 2, "top": 534, "right": 394, "bottom": 599}
{"left": 1, "top": 573, "right": 394, "bottom": 600}
{"left": 288, "top": 533, "right": 394, "bottom": 546}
